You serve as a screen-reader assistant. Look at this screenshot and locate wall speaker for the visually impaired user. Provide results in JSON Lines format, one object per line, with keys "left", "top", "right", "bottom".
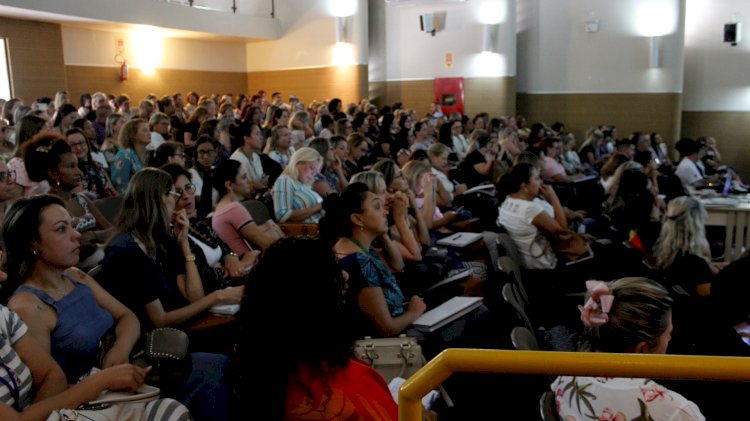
{"left": 724, "top": 22, "right": 742, "bottom": 46}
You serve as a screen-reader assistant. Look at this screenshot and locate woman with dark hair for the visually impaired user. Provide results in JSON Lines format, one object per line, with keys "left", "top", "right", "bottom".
{"left": 496, "top": 163, "right": 567, "bottom": 270}
{"left": 8, "top": 114, "right": 48, "bottom": 196}
{"left": 230, "top": 122, "right": 282, "bottom": 195}
{"left": 319, "top": 182, "right": 419, "bottom": 338}
{"left": 65, "top": 128, "right": 117, "bottom": 199}
{"left": 457, "top": 132, "right": 497, "bottom": 187}
{"left": 52, "top": 104, "right": 79, "bottom": 136}
{"left": 369, "top": 112, "right": 392, "bottom": 160}
{"left": 162, "top": 163, "right": 258, "bottom": 290}
{"left": 237, "top": 237, "right": 397, "bottom": 421}
{"left": 183, "top": 106, "right": 211, "bottom": 147}
{"left": 77, "top": 92, "right": 92, "bottom": 118}
{"left": 604, "top": 167, "right": 661, "bottom": 260}
{"left": 100, "top": 168, "right": 244, "bottom": 325}
{"left": 98, "top": 168, "right": 236, "bottom": 419}
{"left": 2, "top": 194, "right": 136, "bottom": 380}
{"left": 0, "top": 196, "right": 191, "bottom": 421}
{"left": 320, "top": 183, "right": 501, "bottom": 362}
{"left": 551, "top": 278, "right": 704, "bottom": 420}
{"left": 23, "top": 131, "right": 113, "bottom": 268}
{"left": 437, "top": 121, "right": 454, "bottom": 151}
{"left": 211, "top": 160, "right": 283, "bottom": 254}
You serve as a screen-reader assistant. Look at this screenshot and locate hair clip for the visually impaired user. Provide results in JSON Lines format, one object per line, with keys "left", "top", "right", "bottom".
{"left": 36, "top": 146, "right": 51, "bottom": 153}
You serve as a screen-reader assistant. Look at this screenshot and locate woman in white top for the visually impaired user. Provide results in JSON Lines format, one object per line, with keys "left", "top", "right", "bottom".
{"left": 551, "top": 278, "right": 705, "bottom": 421}
{"left": 496, "top": 162, "right": 567, "bottom": 270}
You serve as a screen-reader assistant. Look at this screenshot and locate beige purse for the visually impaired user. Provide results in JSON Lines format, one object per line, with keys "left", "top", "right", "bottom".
{"left": 353, "top": 335, "right": 424, "bottom": 383}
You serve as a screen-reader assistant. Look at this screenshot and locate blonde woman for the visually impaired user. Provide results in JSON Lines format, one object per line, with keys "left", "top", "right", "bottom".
{"left": 271, "top": 147, "right": 324, "bottom": 223}
{"left": 654, "top": 196, "right": 724, "bottom": 297}
{"left": 288, "top": 110, "right": 314, "bottom": 149}
{"left": 265, "top": 125, "right": 295, "bottom": 168}
{"left": 402, "top": 160, "right": 457, "bottom": 231}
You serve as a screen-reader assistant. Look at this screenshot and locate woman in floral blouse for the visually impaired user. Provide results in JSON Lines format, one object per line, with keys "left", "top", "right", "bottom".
{"left": 551, "top": 278, "right": 705, "bottom": 420}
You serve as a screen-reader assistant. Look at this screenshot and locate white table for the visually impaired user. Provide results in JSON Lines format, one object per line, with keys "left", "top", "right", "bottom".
{"left": 703, "top": 199, "right": 750, "bottom": 262}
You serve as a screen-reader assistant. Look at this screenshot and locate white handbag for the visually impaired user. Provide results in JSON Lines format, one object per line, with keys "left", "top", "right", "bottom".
{"left": 353, "top": 334, "right": 424, "bottom": 382}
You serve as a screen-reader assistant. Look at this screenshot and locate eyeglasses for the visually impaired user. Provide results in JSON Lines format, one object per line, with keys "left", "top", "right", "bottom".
{"left": 69, "top": 140, "right": 87, "bottom": 148}
{"left": 197, "top": 149, "right": 216, "bottom": 156}
{"left": 173, "top": 183, "right": 196, "bottom": 196}
{"left": 0, "top": 171, "right": 15, "bottom": 183}
{"left": 167, "top": 190, "right": 182, "bottom": 198}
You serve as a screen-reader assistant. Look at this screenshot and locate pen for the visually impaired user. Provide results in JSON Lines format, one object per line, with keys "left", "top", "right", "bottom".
{"left": 453, "top": 234, "right": 462, "bottom": 240}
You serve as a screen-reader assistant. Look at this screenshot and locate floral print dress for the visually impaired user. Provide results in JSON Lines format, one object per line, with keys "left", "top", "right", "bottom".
{"left": 551, "top": 376, "right": 705, "bottom": 421}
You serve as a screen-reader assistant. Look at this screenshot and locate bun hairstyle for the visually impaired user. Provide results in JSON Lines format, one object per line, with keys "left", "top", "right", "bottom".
{"left": 585, "top": 277, "right": 673, "bottom": 353}
{"left": 22, "top": 131, "right": 71, "bottom": 183}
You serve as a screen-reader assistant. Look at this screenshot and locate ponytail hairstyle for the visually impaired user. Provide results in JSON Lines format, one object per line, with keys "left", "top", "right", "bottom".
{"left": 318, "top": 182, "right": 370, "bottom": 246}
{"left": 585, "top": 277, "right": 672, "bottom": 353}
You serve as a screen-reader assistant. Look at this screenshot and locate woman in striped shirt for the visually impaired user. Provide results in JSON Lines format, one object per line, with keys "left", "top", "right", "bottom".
{"left": 271, "top": 147, "right": 325, "bottom": 223}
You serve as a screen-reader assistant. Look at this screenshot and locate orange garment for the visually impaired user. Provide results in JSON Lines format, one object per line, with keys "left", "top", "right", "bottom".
{"left": 285, "top": 359, "right": 398, "bottom": 421}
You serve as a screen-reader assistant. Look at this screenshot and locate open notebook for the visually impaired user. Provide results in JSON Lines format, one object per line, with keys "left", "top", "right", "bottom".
{"left": 412, "top": 297, "right": 483, "bottom": 332}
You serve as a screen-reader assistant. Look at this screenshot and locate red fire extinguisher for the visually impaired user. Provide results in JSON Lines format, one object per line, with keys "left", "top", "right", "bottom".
{"left": 120, "top": 60, "right": 128, "bottom": 81}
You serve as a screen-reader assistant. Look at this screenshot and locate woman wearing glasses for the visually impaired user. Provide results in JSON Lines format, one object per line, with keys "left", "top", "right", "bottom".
{"left": 64, "top": 128, "right": 117, "bottom": 200}
{"left": 0, "top": 159, "right": 21, "bottom": 225}
{"left": 162, "top": 163, "right": 258, "bottom": 289}
{"left": 99, "top": 168, "right": 244, "bottom": 327}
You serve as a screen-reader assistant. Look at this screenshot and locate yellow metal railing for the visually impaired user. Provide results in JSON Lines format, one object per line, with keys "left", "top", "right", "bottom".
{"left": 399, "top": 349, "right": 750, "bottom": 421}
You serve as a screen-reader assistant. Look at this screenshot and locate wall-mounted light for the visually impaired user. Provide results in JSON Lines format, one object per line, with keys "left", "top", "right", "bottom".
{"left": 336, "top": 15, "right": 353, "bottom": 43}
{"left": 648, "top": 36, "right": 661, "bottom": 68}
{"left": 482, "top": 23, "right": 499, "bottom": 53}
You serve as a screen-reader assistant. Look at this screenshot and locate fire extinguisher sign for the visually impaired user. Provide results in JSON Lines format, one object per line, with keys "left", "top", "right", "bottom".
{"left": 444, "top": 52, "right": 453, "bottom": 69}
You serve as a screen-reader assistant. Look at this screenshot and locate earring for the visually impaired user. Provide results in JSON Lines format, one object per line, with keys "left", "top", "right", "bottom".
{"left": 32, "top": 250, "right": 38, "bottom": 256}
{"left": 359, "top": 225, "right": 364, "bottom": 232}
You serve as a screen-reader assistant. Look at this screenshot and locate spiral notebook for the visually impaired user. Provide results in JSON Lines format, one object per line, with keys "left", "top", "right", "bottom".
{"left": 412, "top": 296, "right": 483, "bottom": 332}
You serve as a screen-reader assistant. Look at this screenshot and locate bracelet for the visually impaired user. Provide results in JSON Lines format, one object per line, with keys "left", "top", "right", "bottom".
{"left": 227, "top": 252, "right": 239, "bottom": 258}
{"left": 185, "top": 254, "right": 196, "bottom": 263}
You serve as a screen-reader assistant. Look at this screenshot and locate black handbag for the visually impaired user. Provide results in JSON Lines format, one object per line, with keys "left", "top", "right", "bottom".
{"left": 141, "top": 328, "right": 191, "bottom": 390}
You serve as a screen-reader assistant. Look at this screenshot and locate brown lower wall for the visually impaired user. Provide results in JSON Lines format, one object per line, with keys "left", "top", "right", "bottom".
{"left": 0, "top": 17, "right": 66, "bottom": 102}
{"left": 517, "top": 93, "right": 682, "bottom": 153}
{"left": 65, "top": 66, "right": 247, "bottom": 106}
{"left": 369, "top": 77, "right": 516, "bottom": 117}
{"left": 682, "top": 111, "right": 750, "bottom": 181}
{"left": 247, "top": 65, "right": 368, "bottom": 109}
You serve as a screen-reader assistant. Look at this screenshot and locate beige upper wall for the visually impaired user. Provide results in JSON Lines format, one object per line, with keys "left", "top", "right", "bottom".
{"left": 62, "top": 26, "right": 247, "bottom": 72}
{"left": 0, "top": 16, "right": 66, "bottom": 101}
{"left": 245, "top": 0, "right": 368, "bottom": 71}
